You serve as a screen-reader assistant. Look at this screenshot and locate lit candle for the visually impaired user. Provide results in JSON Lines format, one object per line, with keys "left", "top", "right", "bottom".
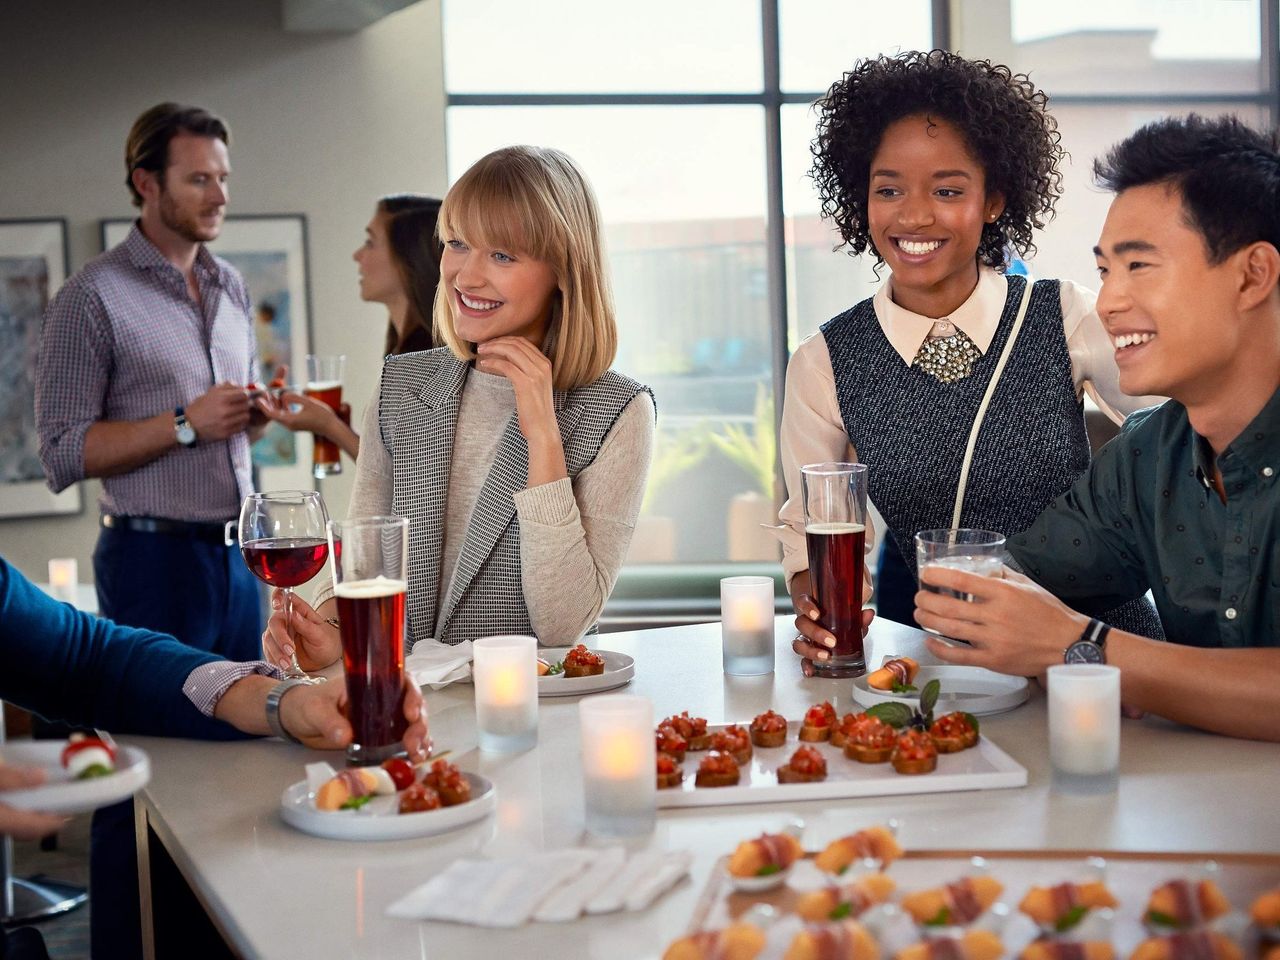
{"left": 48, "top": 558, "right": 78, "bottom": 604}
{"left": 720, "top": 576, "right": 775, "bottom": 676}
{"left": 473, "top": 635, "right": 537, "bottom": 754}
{"left": 1047, "top": 665, "right": 1120, "bottom": 786}
{"left": 580, "top": 695, "right": 655, "bottom": 837}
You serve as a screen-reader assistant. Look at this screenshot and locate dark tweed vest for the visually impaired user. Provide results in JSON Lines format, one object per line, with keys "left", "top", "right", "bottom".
{"left": 378, "top": 348, "right": 652, "bottom": 647}
{"left": 822, "top": 276, "right": 1162, "bottom": 637}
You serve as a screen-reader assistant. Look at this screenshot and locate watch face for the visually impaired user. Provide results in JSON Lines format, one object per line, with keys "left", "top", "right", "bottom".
{"left": 176, "top": 421, "right": 196, "bottom": 446}
{"left": 1065, "top": 641, "right": 1105, "bottom": 665}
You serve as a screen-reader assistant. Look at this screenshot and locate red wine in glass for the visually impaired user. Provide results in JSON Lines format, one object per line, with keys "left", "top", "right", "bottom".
{"left": 242, "top": 537, "right": 328, "bottom": 587}
{"left": 238, "top": 491, "right": 330, "bottom": 680}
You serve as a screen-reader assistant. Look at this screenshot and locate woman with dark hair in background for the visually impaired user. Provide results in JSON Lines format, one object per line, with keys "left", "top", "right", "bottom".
{"left": 267, "top": 194, "right": 442, "bottom": 458}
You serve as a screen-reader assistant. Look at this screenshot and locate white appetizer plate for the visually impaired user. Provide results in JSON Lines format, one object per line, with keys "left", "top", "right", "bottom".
{"left": 280, "top": 770, "right": 495, "bottom": 841}
{"left": 537, "top": 649, "right": 635, "bottom": 698}
{"left": 1, "top": 741, "right": 151, "bottom": 814}
{"left": 850, "top": 664, "right": 1030, "bottom": 716}
{"left": 655, "top": 720, "right": 1025, "bottom": 809}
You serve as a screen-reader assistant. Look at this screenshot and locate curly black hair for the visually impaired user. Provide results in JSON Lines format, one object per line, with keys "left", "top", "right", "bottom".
{"left": 811, "top": 50, "right": 1065, "bottom": 271}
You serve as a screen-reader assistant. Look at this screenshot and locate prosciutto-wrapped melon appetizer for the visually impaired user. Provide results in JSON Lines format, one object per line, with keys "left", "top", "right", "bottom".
{"left": 1020, "top": 942, "right": 1114, "bottom": 960}
{"left": 867, "top": 656, "right": 919, "bottom": 691}
{"left": 1145, "top": 879, "right": 1232, "bottom": 929}
{"left": 814, "top": 826, "right": 903, "bottom": 874}
{"left": 901, "top": 875, "right": 1004, "bottom": 926}
{"left": 1130, "top": 932, "right": 1242, "bottom": 960}
{"left": 663, "top": 924, "right": 766, "bottom": 960}
{"left": 894, "top": 931, "right": 1002, "bottom": 960}
{"left": 783, "top": 919, "right": 878, "bottom": 960}
{"left": 1250, "top": 888, "right": 1280, "bottom": 929}
{"left": 727, "top": 831, "right": 803, "bottom": 878}
{"left": 315, "top": 767, "right": 396, "bottom": 811}
{"left": 1020, "top": 881, "right": 1119, "bottom": 928}
{"left": 795, "top": 873, "right": 896, "bottom": 923}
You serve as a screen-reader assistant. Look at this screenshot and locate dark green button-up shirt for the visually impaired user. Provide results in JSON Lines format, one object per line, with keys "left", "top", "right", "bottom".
{"left": 1010, "top": 388, "right": 1280, "bottom": 648}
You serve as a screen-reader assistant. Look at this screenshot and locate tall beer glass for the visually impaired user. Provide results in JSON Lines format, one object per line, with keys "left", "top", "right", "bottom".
{"left": 328, "top": 516, "right": 409, "bottom": 764}
{"left": 801, "top": 462, "right": 869, "bottom": 677}
{"left": 306, "top": 354, "right": 345, "bottom": 478}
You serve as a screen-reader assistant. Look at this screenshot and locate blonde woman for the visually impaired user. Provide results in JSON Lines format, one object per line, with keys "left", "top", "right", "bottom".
{"left": 264, "top": 146, "right": 655, "bottom": 662}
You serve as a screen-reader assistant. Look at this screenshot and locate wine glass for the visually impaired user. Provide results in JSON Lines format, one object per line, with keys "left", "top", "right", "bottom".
{"left": 239, "top": 490, "right": 330, "bottom": 680}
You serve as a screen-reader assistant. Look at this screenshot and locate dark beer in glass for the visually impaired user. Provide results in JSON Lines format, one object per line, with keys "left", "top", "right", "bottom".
{"left": 801, "top": 462, "right": 869, "bottom": 677}
{"left": 305, "top": 354, "right": 345, "bottom": 478}
{"left": 328, "top": 515, "right": 409, "bottom": 764}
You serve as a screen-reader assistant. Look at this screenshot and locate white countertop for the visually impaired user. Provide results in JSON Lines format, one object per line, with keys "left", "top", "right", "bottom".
{"left": 133, "top": 617, "right": 1280, "bottom": 959}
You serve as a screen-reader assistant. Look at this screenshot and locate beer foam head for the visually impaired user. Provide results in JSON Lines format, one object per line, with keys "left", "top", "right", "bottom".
{"left": 334, "top": 576, "right": 407, "bottom": 599}
{"left": 804, "top": 522, "right": 866, "bottom": 535}
{"left": 306, "top": 380, "right": 341, "bottom": 391}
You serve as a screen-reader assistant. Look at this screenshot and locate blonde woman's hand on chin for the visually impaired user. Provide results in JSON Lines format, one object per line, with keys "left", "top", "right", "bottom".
{"left": 475, "top": 336, "right": 568, "bottom": 486}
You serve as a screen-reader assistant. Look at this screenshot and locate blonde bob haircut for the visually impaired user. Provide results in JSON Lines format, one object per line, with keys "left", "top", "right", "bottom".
{"left": 434, "top": 145, "right": 618, "bottom": 391}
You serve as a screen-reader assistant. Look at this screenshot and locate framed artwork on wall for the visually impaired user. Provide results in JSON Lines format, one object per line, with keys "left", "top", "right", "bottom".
{"left": 0, "top": 217, "right": 81, "bottom": 519}
{"left": 101, "top": 214, "right": 315, "bottom": 492}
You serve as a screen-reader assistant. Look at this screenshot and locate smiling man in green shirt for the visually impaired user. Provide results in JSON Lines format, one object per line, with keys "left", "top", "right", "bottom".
{"left": 914, "top": 115, "right": 1280, "bottom": 742}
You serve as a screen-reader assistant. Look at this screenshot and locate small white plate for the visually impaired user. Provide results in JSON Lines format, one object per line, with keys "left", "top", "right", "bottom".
{"left": 1, "top": 741, "right": 151, "bottom": 814}
{"left": 279, "top": 770, "right": 496, "bottom": 841}
{"left": 537, "top": 649, "right": 635, "bottom": 698}
{"left": 851, "top": 664, "right": 1030, "bottom": 716}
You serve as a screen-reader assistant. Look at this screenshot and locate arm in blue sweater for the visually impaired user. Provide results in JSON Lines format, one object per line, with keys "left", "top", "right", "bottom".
{"left": 0, "top": 558, "right": 249, "bottom": 741}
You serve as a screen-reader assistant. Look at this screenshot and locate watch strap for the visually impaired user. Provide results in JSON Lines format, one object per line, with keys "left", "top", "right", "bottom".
{"left": 265, "top": 677, "right": 310, "bottom": 744}
{"left": 1064, "top": 618, "right": 1110, "bottom": 663}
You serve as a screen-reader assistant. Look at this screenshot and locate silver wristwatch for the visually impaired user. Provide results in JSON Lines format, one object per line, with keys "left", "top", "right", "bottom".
{"left": 265, "top": 677, "right": 310, "bottom": 744}
{"left": 174, "top": 406, "right": 197, "bottom": 447}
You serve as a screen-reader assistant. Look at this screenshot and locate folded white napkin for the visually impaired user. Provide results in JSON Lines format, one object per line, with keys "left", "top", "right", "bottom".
{"left": 404, "top": 638, "right": 474, "bottom": 689}
{"left": 385, "top": 848, "right": 691, "bottom": 927}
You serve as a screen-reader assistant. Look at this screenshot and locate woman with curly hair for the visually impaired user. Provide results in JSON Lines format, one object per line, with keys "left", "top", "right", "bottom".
{"left": 777, "top": 50, "right": 1162, "bottom": 675}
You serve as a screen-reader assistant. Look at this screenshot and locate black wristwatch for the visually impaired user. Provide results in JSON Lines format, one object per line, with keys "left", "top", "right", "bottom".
{"left": 174, "top": 406, "right": 197, "bottom": 447}
{"left": 1064, "top": 618, "right": 1110, "bottom": 664}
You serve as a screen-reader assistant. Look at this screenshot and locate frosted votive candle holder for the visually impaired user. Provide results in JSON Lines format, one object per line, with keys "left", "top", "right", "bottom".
{"left": 473, "top": 635, "right": 538, "bottom": 754}
{"left": 48, "top": 558, "right": 78, "bottom": 604}
{"left": 580, "top": 695, "right": 656, "bottom": 837}
{"left": 721, "top": 576, "right": 775, "bottom": 676}
{"left": 1048, "top": 664, "right": 1121, "bottom": 794}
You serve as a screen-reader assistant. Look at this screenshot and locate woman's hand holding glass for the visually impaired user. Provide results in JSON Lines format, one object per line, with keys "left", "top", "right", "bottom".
{"left": 789, "top": 569, "right": 876, "bottom": 677}
{"left": 262, "top": 589, "right": 342, "bottom": 673}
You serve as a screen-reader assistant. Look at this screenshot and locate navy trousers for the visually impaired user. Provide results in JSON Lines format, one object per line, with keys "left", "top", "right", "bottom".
{"left": 90, "top": 525, "right": 261, "bottom": 960}
{"left": 0, "top": 927, "right": 50, "bottom": 960}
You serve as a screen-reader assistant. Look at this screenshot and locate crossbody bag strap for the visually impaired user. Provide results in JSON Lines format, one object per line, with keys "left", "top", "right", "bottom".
{"left": 950, "top": 276, "right": 1036, "bottom": 529}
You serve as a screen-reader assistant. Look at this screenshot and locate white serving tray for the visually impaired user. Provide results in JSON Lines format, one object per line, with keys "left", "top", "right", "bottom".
{"left": 655, "top": 720, "right": 1025, "bottom": 809}
{"left": 851, "top": 664, "right": 1030, "bottom": 716}
{"left": 537, "top": 649, "right": 634, "bottom": 698}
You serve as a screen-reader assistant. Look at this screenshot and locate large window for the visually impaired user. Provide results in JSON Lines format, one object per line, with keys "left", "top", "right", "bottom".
{"left": 442, "top": 0, "right": 1278, "bottom": 579}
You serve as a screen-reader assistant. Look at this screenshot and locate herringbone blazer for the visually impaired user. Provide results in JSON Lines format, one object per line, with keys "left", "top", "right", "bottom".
{"left": 378, "top": 348, "right": 651, "bottom": 647}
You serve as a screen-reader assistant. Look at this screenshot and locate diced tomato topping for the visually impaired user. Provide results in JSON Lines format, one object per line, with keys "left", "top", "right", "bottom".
{"left": 788, "top": 745, "right": 827, "bottom": 776}
{"left": 662, "top": 711, "right": 708, "bottom": 739}
{"left": 930, "top": 713, "right": 975, "bottom": 739}
{"left": 698, "top": 750, "right": 739, "bottom": 776}
{"left": 399, "top": 783, "right": 442, "bottom": 813}
{"left": 837, "top": 713, "right": 861, "bottom": 738}
{"left": 894, "top": 730, "right": 937, "bottom": 760}
{"left": 656, "top": 724, "right": 688, "bottom": 754}
{"left": 804, "top": 701, "right": 835, "bottom": 727}
{"left": 852, "top": 716, "right": 898, "bottom": 748}
{"left": 712, "top": 725, "right": 750, "bottom": 752}
{"left": 751, "top": 710, "right": 788, "bottom": 733}
{"left": 564, "top": 643, "right": 604, "bottom": 669}
{"left": 656, "top": 752, "right": 679, "bottom": 775}
{"left": 423, "top": 758, "right": 467, "bottom": 794}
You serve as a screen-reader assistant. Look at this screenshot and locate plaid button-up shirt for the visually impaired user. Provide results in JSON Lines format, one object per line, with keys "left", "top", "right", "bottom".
{"left": 36, "top": 223, "right": 256, "bottom": 522}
